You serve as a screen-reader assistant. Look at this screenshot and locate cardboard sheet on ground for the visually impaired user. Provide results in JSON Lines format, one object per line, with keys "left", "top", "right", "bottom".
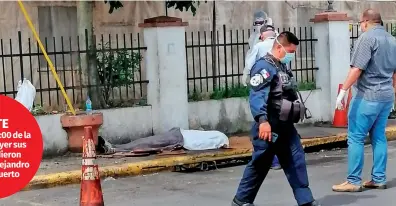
{"left": 98, "top": 128, "right": 230, "bottom": 155}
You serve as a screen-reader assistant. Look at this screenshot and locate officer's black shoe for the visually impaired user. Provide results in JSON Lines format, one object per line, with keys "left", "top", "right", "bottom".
{"left": 271, "top": 165, "right": 282, "bottom": 170}
{"left": 271, "top": 159, "right": 282, "bottom": 170}
{"left": 300, "top": 200, "right": 321, "bottom": 206}
{"left": 388, "top": 111, "right": 396, "bottom": 119}
{"left": 231, "top": 197, "right": 255, "bottom": 206}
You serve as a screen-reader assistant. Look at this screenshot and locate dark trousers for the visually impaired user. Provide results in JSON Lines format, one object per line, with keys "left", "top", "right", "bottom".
{"left": 235, "top": 123, "right": 314, "bottom": 205}
{"left": 272, "top": 155, "right": 280, "bottom": 166}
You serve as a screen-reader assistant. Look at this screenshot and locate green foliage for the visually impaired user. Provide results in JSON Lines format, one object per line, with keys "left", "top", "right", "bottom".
{"left": 392, "top": 27, "right": 396, "bottom": 37}
{"left": 31, "top": 104, "right": 45, "bottom": 115}
{"left": 188, "top": 89, "right": 205, "bottom": 101}
{"left": 96, "top": 42, "right": 142, "bottom": 106}
{"left": 189, "top": 81, "right": 317, "bottom": 102}
{"left": 103, "top": 1, "right": 207, "bottom": 16}
{"left": 166, "top": 1, "right": 207, "bottom": 16}
{"left": 137, "top": 99, "right": 148, "bottom": 106}
{"left": 210, "top": 84, "right": 249, "bottom": 100}
{"left": 104, "top": 0, "right": 123, "bottom": 14}
{"left": 298, "top": 81, "right": 316, "bottom": 91}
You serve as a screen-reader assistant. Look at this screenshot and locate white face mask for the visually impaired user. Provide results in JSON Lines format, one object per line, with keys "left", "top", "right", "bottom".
{"left": 253, "top": 25, "right": 263, "bottom": 33}
{"left": 252, "top": 15, "right": 265, "bottom": 33}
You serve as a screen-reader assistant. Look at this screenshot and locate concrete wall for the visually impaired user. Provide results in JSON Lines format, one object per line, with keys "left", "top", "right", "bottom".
{"left": 143, "top": 25, "right": 189, "bottom": 134}
{"left": 37, "top": 105, "right": 153, "bottom": 157}
{"left": 312, "top": 13, "right": 351, "bottom": 122}
{"left": 36, "top": 114, "right": 68, "bottom": 156}
{"left": 3, "top": 1, "right": 396, "bottom": 37}
{"left": 99, "top": 106, "right": 153, "bottom": 144}
{"left": 189, "top": 89, "right": 323, "bottom": 133}
{"left": 37, "top": 90, "right": 323, "bottom": 157}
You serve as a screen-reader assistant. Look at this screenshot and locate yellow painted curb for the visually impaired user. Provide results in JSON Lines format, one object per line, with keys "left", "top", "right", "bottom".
{"left": 301, "top": 125, "right": 396, "bottom": 148}
{"left": 24, "top": 126, "right": 396, "bottom": 191}
{"left": 24, "top": 149, "right": 252, "bottom": 191}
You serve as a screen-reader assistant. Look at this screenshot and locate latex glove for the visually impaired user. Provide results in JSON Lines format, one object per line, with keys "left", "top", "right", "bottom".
{"left": 335, "top": 89, "right": 347, "bottom": 110}
{"left": 241, "top": 72, "right": 249, "bottom": 87}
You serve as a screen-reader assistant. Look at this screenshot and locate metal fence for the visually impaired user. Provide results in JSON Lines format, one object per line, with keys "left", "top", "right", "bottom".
{"left": 0, "top": 31, "right": 147, "bottom": 111}
{"left": 185, "top": 25, "right": 318, "bottom": 95}
{"left": 8, "top": 22, "right": 393, "bottom": 109}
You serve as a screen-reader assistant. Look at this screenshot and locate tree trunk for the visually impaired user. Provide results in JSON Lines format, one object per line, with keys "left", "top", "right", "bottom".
{"left": 77, "top": 1, "right": 104, "bottom": 109}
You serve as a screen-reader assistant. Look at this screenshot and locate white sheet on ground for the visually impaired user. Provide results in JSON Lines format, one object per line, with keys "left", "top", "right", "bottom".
{"left": 180, "top": 129, "right": 230, "bottom": 150}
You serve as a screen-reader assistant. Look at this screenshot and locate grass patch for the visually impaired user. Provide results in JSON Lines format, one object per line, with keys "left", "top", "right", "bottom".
{"left": 188, "top": 90, "right": 205, "bottom": 101}
{"left": 298, "top": 81, "right": 316, "bottom": 91}
{"left": 210, "top": 84, "right": 249, "bottom": 100}
{"left": 189, "top": 81, "right": 317, "bottom": 102}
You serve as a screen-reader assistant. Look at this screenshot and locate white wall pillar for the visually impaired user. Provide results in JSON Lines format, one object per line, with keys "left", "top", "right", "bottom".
{"left": 139, "top": 16, "right": 189, "bottom": 134}
{"left": 311, "top": 12, "right": 351, "bottom": 122}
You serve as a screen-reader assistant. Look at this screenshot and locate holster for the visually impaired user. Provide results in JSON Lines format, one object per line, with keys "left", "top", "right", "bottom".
{"left": 279, "top": 91, "right": 311, "bottom": 123}
{"left": 279, "top": 100, "right": 305, "bottom": 123}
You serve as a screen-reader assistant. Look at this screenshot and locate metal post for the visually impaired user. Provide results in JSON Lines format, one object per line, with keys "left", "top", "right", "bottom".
{"left": 326, "top": 0, "right": 336, "bottom": 12}
{"left": 165, "top": 1, "right": 168, "bottom": 16}
{"left": 18, "top": 31, "right": 24, "bottom": 80}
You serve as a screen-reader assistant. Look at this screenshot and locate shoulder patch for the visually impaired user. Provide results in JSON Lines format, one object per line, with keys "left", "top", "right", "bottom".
{"left": 260, "top": 69, "right": 271, "bottom": 79}
{"left": 250, "top": 74, "right": 264, "bottom": 87}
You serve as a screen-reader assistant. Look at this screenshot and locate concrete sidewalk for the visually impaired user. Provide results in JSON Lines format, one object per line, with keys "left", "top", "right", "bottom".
{"left": 27, "top": 121, "right": 396, "bottom": 190}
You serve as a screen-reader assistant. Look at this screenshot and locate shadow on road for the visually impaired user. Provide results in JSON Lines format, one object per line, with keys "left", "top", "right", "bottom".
{"left": 387, "top": 178, "right": 396, "bottom": 189}
{"left": 318, "top": 194, "right": 376, "bottom": 206}
{"left": 317, "top": 178, "right": 395, "bottom": 205}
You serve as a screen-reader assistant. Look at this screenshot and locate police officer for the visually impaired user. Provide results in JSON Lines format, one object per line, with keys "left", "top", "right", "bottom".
{"left": 231, "top": 31, "right": 321, "bottom": 206}
{"left": 242, "top": 25, "right": 282, "bottom": 170}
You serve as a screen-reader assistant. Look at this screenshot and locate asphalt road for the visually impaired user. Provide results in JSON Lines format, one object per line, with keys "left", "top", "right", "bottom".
{"left": 2, "top": 141, "right": 396, "bottom": 206}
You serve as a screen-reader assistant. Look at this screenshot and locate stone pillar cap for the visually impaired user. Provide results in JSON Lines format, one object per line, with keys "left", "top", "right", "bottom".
{"left": 139, "top": 16, "right": 189, "bottom": 28}
{"left": 310, "top": 12, "right": 352, "bottom": 23}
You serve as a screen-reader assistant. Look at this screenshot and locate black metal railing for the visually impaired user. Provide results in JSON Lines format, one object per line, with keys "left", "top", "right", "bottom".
{"left": 0, "top": 31, "right": 148, "bottom": 111}
{"left": 185, "top": 25, "right": 318, "bottom": 95}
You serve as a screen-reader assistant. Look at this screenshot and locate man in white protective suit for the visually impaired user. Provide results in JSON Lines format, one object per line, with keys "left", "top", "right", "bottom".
{"left": 247, "top": 11, "right": 267, "bottom": 48}
{"left": 242, "top": 17, "right": 279, "bottom": 87}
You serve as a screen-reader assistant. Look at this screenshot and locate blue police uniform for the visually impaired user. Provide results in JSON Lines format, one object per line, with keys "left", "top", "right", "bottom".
{"left": 232, "top": 54, "right": 317, "bottom": 206}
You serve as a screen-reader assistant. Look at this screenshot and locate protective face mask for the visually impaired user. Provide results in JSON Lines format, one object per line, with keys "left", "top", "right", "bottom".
{"left": 280, "top": 53, "right": 295, "bottom": 64}
{"left": 253, "top": 25, "right": 263, "bottom": 33}
{"left": 276, "top": 38, "right": 295, "bottom": 64}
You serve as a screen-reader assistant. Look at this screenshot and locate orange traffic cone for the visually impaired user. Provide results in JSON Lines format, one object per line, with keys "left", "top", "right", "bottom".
{"left": 80, "top": 126, "right": 104, "bottom": 206}
{"left": 333, "top": 84, "right": 348, "bottom": 128}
